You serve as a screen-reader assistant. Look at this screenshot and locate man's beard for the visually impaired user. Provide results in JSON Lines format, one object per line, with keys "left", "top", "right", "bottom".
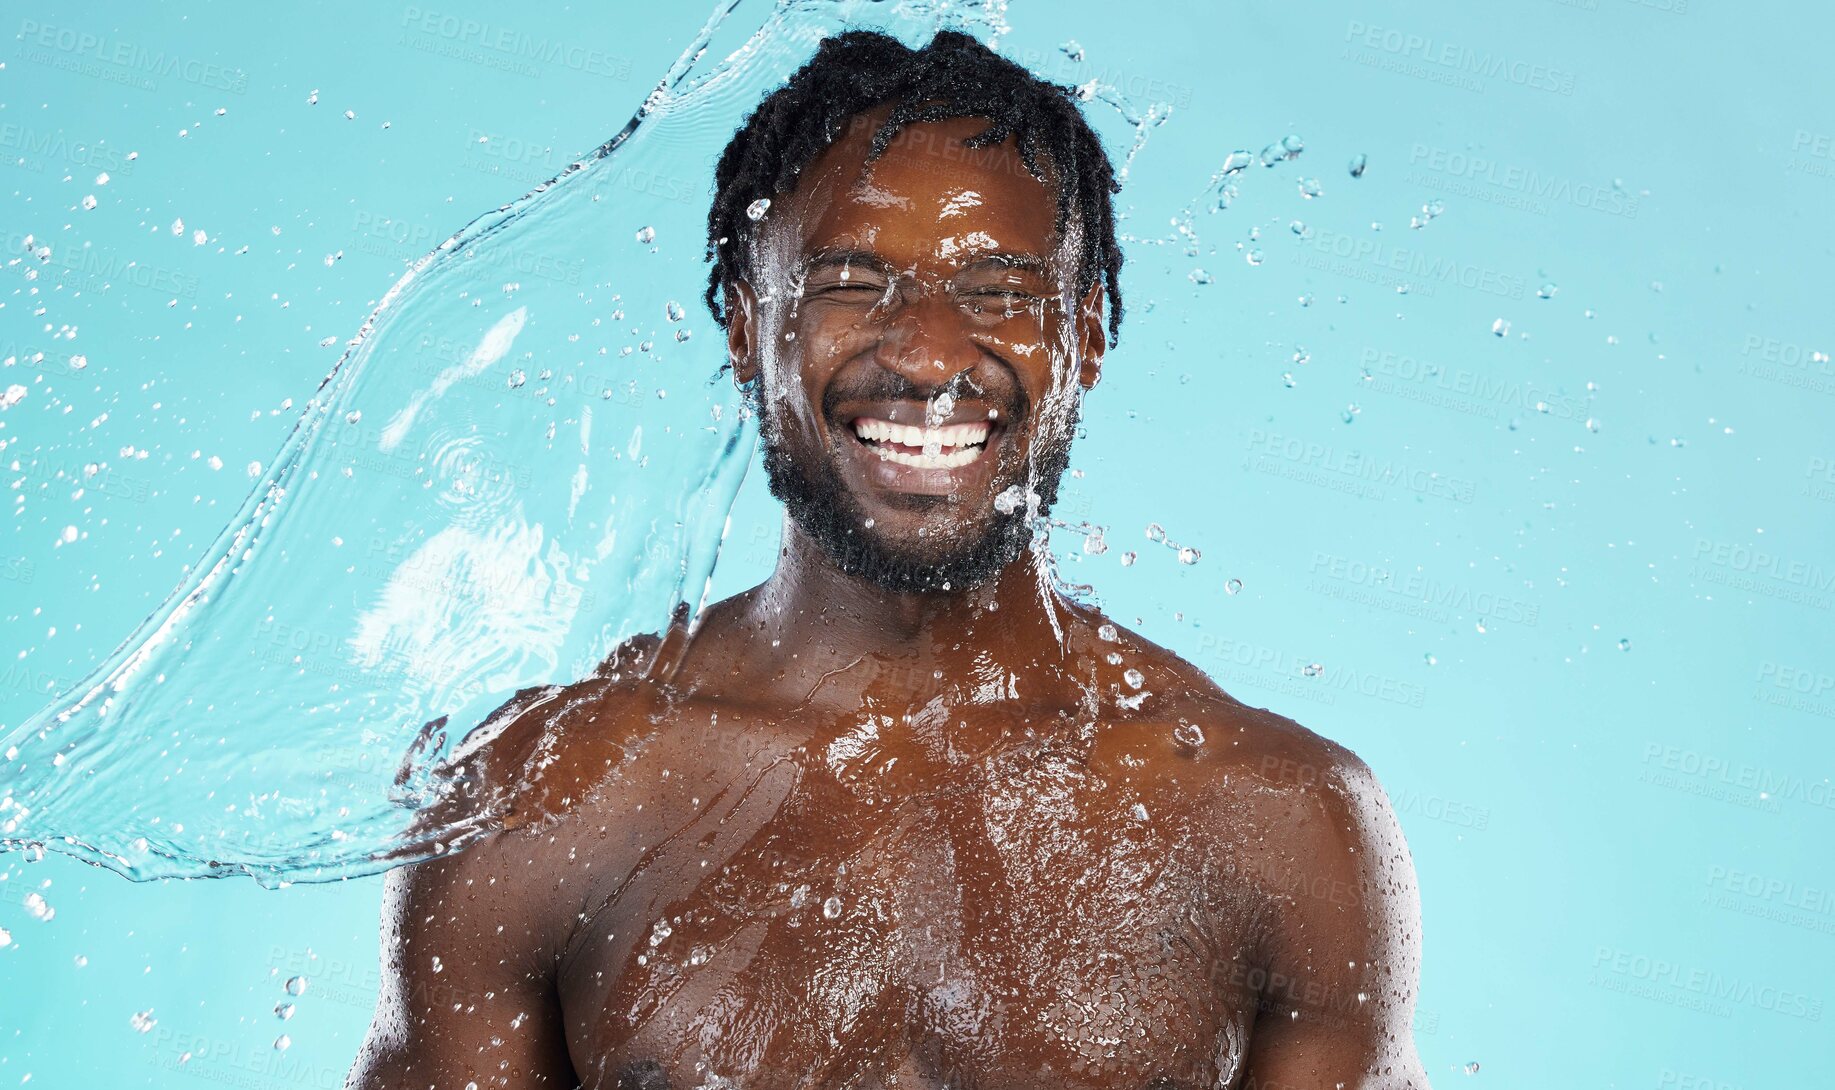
{"left": 753, "top": 385, "right": 1079, "bottom": 595}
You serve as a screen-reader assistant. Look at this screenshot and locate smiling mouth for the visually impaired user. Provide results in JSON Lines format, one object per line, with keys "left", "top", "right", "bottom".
{"left": 850, "top": 416, "right": 993, "bottom": 469}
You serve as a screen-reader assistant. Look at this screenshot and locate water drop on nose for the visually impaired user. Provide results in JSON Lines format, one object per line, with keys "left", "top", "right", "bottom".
{"left": 284, "top": 975, "right": 308, "bottom": 996}
{"left": 746, "top": 198, "right": 771, "bottom": 221}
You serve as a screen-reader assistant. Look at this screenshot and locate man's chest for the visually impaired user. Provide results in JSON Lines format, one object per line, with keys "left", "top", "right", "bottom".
{"left": 551, "top": 713, "right": 1268, "bottom": 1089}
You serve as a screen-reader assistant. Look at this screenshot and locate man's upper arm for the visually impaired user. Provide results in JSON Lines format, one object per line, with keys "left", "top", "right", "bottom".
{"left": 347, "top": 833, "right": 577, "bottom": 1089}
{"left": 1238, "top": 747, "right": 1432, "bottom": 1090}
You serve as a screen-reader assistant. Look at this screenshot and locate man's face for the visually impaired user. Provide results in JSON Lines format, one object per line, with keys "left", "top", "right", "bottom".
{"left": 727, "top": 108, "right": 1106, "bottom": 592}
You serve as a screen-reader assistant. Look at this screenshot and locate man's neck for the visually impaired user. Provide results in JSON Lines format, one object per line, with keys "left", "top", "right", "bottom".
{"left": 724, "top": 517, "right": 1077, "bottom": 683}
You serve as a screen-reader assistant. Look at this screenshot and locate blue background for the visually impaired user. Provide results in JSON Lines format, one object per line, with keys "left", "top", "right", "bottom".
{"left": 3, "top": 0, "right": 1833, "bottom": 1085}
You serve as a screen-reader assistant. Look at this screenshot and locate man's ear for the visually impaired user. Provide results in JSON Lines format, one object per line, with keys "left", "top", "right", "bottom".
{"left": 725, "top": 280, "right": 760, "bottom": 387}
{"left": 1075, "top": 281, "right": 1106, "bottom": 391}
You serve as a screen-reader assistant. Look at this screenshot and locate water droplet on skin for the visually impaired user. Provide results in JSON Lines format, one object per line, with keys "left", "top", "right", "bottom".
{"left": 430, "top": 956, "right": 443, "bottom": 973}
{"left": 1172, "top": 722, "right": 1205, "bottom": 748}
{"left": 284, "top": 975, "right": 308, "bottom": 996}
{"left": 1123, "top": 668, "right": 1145, "bottom": 689}
{"left": 1130, "top": 802, "right": 1150, "bottom": 821}
{"left": 1098, "top": 623, "right": 1119, "bottom": 642}
{"left": 822, "top": 896, "right": 843, "bottom": 920}
{"left": 634, "top": 225, "right": 655, "bottom": 244}
{"left": 746, "top": 198, "right": 771, "bottom": 221}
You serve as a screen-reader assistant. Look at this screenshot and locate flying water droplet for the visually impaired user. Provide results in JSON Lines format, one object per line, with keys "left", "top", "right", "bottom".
{"left": 634, "top": 225, "right": 655, "bottom": 244}
{"left": 1348, "top": 153, "right": 1368, "bottom": 178}
{"left": 1491, "top": 318, "right": 1511, "bottom": 337}
{"left": 284, "top": 976, "right": 308, "bottom": 997}
{"left": 745, "top": 198, "right": 771, "bottom": 221}
{"left": 1224, "top": 578, "right": 1243, "bottom": 595}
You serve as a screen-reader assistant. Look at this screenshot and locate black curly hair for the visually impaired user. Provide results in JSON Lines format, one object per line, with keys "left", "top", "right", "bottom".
{"left": 703, "top": 28, "right": 1125, "bottom": 347}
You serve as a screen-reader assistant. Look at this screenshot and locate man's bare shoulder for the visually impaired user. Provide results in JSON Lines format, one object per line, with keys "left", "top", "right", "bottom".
{"left": 1070, "top": 607, "right": 1384, "bottom": 839}
{"left": 411, "top": 633, "right": 671, "bottom": 841}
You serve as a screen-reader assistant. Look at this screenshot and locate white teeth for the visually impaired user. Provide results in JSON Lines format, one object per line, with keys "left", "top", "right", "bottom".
{"left": 848, "top": 415, "right": 992, "bottom": 470}
{"left": 850, "top": 417, "right": 991, "bottom": 451}
{"left": 873, "top": 445, "right": 984, "bottom": 469}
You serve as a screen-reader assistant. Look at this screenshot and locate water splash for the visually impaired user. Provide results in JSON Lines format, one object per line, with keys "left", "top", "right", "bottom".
{"left": 0, "top": 0, "right": 1049, "bottom": 885}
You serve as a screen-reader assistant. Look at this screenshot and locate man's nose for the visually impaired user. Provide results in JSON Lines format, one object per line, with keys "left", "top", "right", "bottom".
{"left": 872, "top": 289, "right": 982, "bottom": 386}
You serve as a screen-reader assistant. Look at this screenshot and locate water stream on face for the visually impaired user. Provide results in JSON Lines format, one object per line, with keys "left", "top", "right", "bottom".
{"left": 0, "top": 0, "right": 1186, "bottom": 885}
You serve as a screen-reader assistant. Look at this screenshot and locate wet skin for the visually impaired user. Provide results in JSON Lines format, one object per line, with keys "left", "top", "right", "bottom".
{"left": 348, "top": 110, "right": 1430, "bottom": 1090}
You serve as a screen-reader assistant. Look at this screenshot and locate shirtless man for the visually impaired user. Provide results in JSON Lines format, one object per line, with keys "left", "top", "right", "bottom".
{"left": 348, "top": 29, "right": 1430, "bottom": 1090}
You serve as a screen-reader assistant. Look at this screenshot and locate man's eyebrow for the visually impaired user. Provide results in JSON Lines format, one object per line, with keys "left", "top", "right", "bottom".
{"left": 801, "top": 247, "right": 896, "bottom": 274}
{"left": 959, "top": 252, "right": 1052, "bottom": 275}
